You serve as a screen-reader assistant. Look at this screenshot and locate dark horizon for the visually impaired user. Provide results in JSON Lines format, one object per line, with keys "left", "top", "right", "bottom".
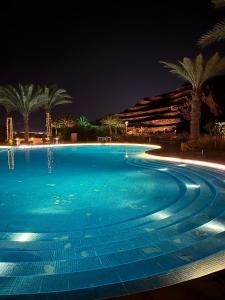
{"left": 0, "top": 0, "right": 225, "bottom": 130}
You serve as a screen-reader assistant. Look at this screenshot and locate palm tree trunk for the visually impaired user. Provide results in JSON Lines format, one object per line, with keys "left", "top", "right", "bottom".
{"left": 6, "top": 115, "right": 13, "bottom": 145}
{"left": 109, "top": 126, "right": 112, "bottom": 136}
{"left": 23, "top": 113, "right": 29, "bottom": 143}
{"left": 6, "top": 111, "right": 14, "bottom": 144}
{"left": 190, "top": 90, "right": 202, "bottom": 140}
{"left": 46, "top": 112, "right": 52, "bottom": 139}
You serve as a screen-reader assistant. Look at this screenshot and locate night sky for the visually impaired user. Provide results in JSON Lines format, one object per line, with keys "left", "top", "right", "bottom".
{"left": 0, "top": 0, "right": 224, "bottom": 131}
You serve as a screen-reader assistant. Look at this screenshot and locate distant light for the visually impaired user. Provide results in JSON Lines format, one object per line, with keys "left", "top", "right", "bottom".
{"left": 16, "top": 138, "right": 20, "bottom": 146}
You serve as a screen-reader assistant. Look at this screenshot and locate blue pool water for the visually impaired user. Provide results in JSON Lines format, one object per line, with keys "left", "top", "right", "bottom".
{"left": 0, "top": 144, "right": 225, "bottom": 299}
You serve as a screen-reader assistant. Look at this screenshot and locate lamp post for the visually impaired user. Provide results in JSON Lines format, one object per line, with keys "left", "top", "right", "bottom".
{"left": 125, "top": 121, "right": 129, "bottom": 134}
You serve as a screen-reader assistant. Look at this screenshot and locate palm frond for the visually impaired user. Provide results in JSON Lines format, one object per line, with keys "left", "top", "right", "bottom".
{"left": 0, "top": 86, "right": 17, "bottom": 112}
{"left": 202, "top": 91, "right": 222, "bottom": 116}
{"left": 212, "top": 0, "right": 225, "bottom": 8}
{"left": 161, "top": 53, "right": 225, "bottom": 91}
{"left": 179, "top": 57, "right": 197, "bottom": 88}
{"left": 198, "top": 19, "right": 225, "bottom": 47}
{"left": 160, "top": 61, "right": 191, "bottom": 82}
{"left": 194, "top": 54, "right": 204, "bottom": 88}
{"left": 0, "top": 84, "right": 45, "bottom": 116}
{"left": 201, "top": 52, "right": 225, "bottom": 84}
{"left": 42, "top": 85, "right": 72, "bottom": 112}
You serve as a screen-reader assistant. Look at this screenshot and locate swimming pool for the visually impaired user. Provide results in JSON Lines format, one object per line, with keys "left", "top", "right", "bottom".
{"left": 0, "top": 144, "right": 225, "bottom": 299}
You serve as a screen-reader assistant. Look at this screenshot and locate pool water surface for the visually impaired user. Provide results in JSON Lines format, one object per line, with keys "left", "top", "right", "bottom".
{"left": 0, "top": 144, "right": 225, "bottom": 299}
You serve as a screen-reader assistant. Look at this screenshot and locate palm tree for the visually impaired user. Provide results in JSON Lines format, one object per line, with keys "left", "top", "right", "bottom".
{"left": 0, "top": 84, "right": 45, "bottom": 143}
{"left": 161, "top": 53, "right": 225, "bottom": 140}
{"left": 0, "top": 91, "right": 16, "bottom": 144}
{"left": 198, "top": 0, "right": 225, "bottom": 47}
{"left": 42, "top": 85, "right": 72, "bottom": 139}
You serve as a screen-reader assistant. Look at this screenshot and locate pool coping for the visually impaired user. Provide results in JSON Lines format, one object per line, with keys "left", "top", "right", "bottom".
{"left": 0, "top": 142, "right": 160, "bottom": 150}
{"left": 1, "top": 142, "right": 225, "bottom": 171}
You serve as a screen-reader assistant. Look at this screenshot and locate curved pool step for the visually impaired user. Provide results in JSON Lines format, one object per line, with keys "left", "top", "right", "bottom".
{"left": 0, "top": 229, "right": 225, "bottom": 277}
{"left": 0, "top": 211, "right": 225, "bottom": 268}
{"left": 0, "top": 231, "right": 225, "bottom": 295}
{"left": 0, "top": 187, "right": 223, "bottom": 255}
{"left": 0, "top": 164, "right": 218, "bottom": 244}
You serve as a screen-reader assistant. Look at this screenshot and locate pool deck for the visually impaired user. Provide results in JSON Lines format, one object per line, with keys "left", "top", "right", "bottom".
{"left": 148, "top": 142, "right": 225, "bottom": 165}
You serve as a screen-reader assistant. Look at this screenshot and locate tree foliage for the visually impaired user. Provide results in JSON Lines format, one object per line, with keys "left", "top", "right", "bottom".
{"left": 52, "top": 115, "right": 76, "bottom": 130}
{"left": 198, "top": 0, "right": 225, "bottom": 47}
{"left": 42, "top": 85, "right": 72, "bottom": 112}
{"left": 100, "top": 116, "right": 124, "bottom": 135}
{"left": 212, "top": 0, "right": 225, "bottom": 8}
{"left": 0, "top": 84, "right": 45, "bottom": 116}
{"left": 161, "top": 53, "right": 225, "bottom": 140}
{"left": 77, "top": 115, "right": 91, "bottom": 127}
{"left": 160, "top": 53, "right": 225, "bottom": 91}
{"left": 100, "top": 116, "right": 124, "bottom": 128}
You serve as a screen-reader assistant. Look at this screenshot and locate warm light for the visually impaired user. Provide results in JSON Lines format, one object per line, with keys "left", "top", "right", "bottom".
{"left": 1, "top": 143, "right": 225, "bottom": 172}
{"left": 138, "top": 153, "right": 225, "bottom": 171}
{"left": 0, "top": 142, "right": 161, "bottom": 150}
{"left": 125, "top": 121, "right": 129, "bottom": 134}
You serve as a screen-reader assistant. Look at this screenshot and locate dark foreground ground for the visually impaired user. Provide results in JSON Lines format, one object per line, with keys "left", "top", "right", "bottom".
{"left": 111, "top": 268, "right": 225, "bottom": 300}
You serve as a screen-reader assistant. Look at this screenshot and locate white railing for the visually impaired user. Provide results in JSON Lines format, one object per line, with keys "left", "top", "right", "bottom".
{"left": 97, "top": 136, "right": 112, "bottom": 143}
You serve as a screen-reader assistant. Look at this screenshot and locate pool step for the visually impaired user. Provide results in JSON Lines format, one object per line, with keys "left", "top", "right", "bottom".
{"left": 0, "top": 232, "right": 225, "bottom": 295}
